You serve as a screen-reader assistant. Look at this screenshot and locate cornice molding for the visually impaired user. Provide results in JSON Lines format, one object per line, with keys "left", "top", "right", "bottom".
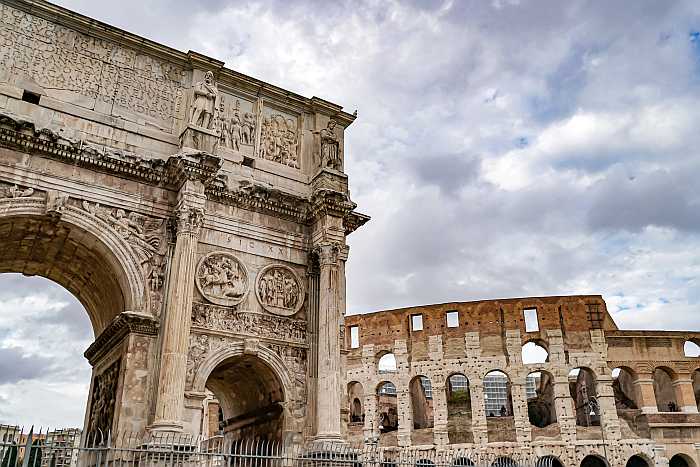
{"left": 84, "top": 311, "right": 159, "bottom": 366}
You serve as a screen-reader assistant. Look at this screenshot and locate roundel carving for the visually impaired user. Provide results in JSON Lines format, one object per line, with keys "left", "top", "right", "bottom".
{"left": 256, "top": 264, "right": 303, "bottom": 316}
{"left": 196, "top": 251, "right": 249, "bottom": 306}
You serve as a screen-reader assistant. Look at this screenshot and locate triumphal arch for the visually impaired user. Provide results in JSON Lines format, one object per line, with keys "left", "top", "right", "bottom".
{"left": 0, "top": 0, "right": 368, "bottom": 443}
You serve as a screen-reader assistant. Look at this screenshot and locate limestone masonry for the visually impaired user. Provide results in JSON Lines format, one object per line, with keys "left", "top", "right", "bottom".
{"left": 0, "top": 2, "right": 697, "bottom": 467}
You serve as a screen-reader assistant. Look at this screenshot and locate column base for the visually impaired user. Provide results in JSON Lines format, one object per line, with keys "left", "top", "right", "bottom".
{"left": 148, "top": 420, "right": 184, "bottom": 433}
{"left": 311, "top": 432, "right": 345, "bottom": 445}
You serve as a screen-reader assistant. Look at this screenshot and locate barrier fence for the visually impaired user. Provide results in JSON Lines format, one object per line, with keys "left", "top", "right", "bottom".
{"left": 0, "top": 427, "right": 555, "bottom": 467}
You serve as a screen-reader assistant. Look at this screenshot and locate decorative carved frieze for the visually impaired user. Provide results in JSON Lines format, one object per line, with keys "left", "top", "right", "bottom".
{"left": 45, "top": 190, "right": 69, "bottom": 218}
{"left": 218, "top": 98, "right": 256, "bottom": 151}
{"left": 87, "top": 358, "right": 121, "bottom": 436}
{"left": 205, "top": 180, "right": 309, "bottom": 222}
{"left": 84, "top": 311, "right": 159, "bottom": 365}
{"left": 258, "top": 114, "right": 299, "bottom": 169}
{"left": 195, "top": 251, "right": 249, "bottom": 306}
{"left": 0, "top": 183, "right": 34, "bottom": 199}
{"left": 82, "top": 200, "right": 167, "bottom": 264}
{"left": 191, "top": 302, "right": 307, "bottom": 345}
{"left": 256, "top": 264, "right": 304, "bottom": 317}
{"left": 189, "top": 71, "right": 220, "bottom": 131}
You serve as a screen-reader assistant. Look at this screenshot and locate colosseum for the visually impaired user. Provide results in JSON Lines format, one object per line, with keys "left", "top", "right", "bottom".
{"left": 343, "top": 296, "right": 700, "bottom": 467}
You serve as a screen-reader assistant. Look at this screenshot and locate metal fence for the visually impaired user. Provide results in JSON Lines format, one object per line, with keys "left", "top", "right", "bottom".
{"left": 0, "top": 428, "right": 555, "bottom": 467}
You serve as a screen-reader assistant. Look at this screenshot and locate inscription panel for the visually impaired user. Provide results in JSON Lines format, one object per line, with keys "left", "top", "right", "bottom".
{"left": 0, "top": 4, "right": 188, "bottom": 131}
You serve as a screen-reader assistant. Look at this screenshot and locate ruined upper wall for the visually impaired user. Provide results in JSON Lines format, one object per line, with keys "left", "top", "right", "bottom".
{"left": 344, "top": 295, "right": 617, "bottom": 356}
{"left": 0, "top": 0, "right": 355, "bottom": 194}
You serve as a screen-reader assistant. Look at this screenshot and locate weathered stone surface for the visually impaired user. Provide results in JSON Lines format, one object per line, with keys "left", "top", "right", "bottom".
{"left": 0, "top": 0, "right": 362, "bottom": 445}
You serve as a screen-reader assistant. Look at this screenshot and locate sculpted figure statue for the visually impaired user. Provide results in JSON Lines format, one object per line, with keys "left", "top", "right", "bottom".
{"left": 320, "top": 119, "right": 341, "bottom": 170}
{"left": 189, "top": 71, "right": 219, "bottom": 130}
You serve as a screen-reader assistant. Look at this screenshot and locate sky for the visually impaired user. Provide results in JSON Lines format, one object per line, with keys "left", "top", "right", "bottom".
{"left": 1, "top": 0, "right": 700, "bottom": 428}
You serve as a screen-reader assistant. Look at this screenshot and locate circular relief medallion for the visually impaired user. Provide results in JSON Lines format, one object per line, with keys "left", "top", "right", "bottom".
{"left": 195, "top": 251, "right": 249, "bottom": 306}
{"left": 256, "top": 264, "right": 304, "bottom": 316}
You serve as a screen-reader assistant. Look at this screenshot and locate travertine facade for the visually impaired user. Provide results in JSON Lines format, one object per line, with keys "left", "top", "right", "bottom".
{"left": 344, "top": 298, "right": 700, "bottom": 467}
{"left": 0, "top": 0, "right": 367, "bottom": 444}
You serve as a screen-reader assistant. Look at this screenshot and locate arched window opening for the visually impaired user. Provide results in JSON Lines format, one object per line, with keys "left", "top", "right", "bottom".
{"left": 612, "top": 367, "right": 649, "bottom": 439}
{"left": 446, "top": 373, "right": 473, "bottom": 444}
{"left": 522, "top": 341, "right": 549, "bottom": 365}
{"left": 581, "top": 455, "right": 608, "bottom": 467}
{"left": 569, "top": 367, "right": 601, "bottom": 434}
{"left": 346, "top": 381, "right": 365, "bottom": 444}
{"left": 484, "top": 370, "right": 515, "bottom": 442}
{"left": 526, "top": 371, "right": 558, "bottom": 438}
{"left": 378, "top": 353, "right": 397, "bottom": 373}
{"left": 653, "top": 367, "right": 679, "bottom": 412}
{"left": 670, "top": 454, "right": 694, "bottom": 467}
{"left": 684, "top": 341, "right": 700, "bottom": 358}
{"left": 409, "top": 376, "right": 434, "bottom": 444}
{"left": 626, "top": 455, "right": 649, "bottom": 467}
{"left": 491, "top": 457, "right": 517, "bottom": 467}
{"left": 452, "top": 457, "right": 475, "bottom": 467}
{"left": 348, "top": 382, "right": 365, "bottom": 423}
{"left": 376, "top": 382, "right": 398, "bottom": 445}
{"left": 537, "top": 456, "right": 564, "bottom": 467}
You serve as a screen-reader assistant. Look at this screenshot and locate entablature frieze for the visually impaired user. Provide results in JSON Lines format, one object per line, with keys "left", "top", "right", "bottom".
{"left": 191, "top": 302, "right": 307, "bottom": 347}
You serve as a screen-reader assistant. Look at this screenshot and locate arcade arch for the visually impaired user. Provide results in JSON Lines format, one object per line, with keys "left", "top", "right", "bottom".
{"left": 569, "top": 367, "right": 599, "bottom": 428}
{"left": 348, "top": 381, "right": 365, "bottom": 423}
{"left": 446, "top": 373, "right": 473, "bottom": 443}
{"left": 410, "top": 375, "right": 434, "bottom": 444}
{"left": 522, "top": 341, "right": 549, "bottom": 365}
{"left": 484, "top": 370, "right": 515, "bottom": 442}
{"left": 526, "top": 370, "right": 557, "bottom": 434}
{"left": 654, "top": 367, "right": 679, "bottom": 412}
{"left": 0, "top": 205, "right": 149, "bottom": 434}
{"left": 670, "top": 454, "right": 696, "bottom": 467}
{"left": 581, "top": 455, "right": 608, "bottom": 467}
{"left": 626, "top": 455, "right": 650, "bottom": 467}
{"left": 202, "top": 354, "right": 286, "bottom": 442}
{"left": 376, "top": 381, "right": 399, "bottom": 442}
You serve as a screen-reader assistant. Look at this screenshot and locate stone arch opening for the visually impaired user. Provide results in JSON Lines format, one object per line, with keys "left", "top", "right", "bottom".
{"left": 378, "top": 352, "right": 397, "bottom": 373}
{"left": 522, "top": 341, "right": 549, "bottom": 365}
{"left": 348, "top": 381, "right": 365, "bottom": 423}
{"left": 670, "top": 454, "right": 696, "bottom": 467}
{"left": 626, "top": 455, "right": 650, "bottom": 467}
{"left": 484, "top": 370, "right": 515, "bottom": 442}
{"left": 653, "top": 366, "right": 679, "bottom": 412}
{"left": 376, "top": 381, "right": 398, "bottom": 445}
{"left": 452, "top": 457, "right": 475, "bottom": 466}
{"left": 0, "top": 212, "right": 143, "bottom": 335}
{"left": 491, "top": 457, "right": 517, "bottom": 467}
{"left": 409, "top": 375, "right": 434, "bottom": 444}
{"left": 693, "top": 369, "right": 700, "bottom": 411}
{"left": 612, "top": 367, "right": 649, "bottom": 438}
{"left": 526, "top": 370, "right": 558, "bottom": 437}
{"left": 0, "top": 206, "right": 147, "bottom": 434}
{"left": 204, "top": 354, "right": 286, "bottom": 442}
{"left": 537, "top": 456, "right": 564, "bottom": 467}
{"left": 446, "top": 373, "right": 473, "bottom": 444}
{"left": 581, "top": 455, "right": 608, "bottom": 467}
{"left": 569, "top": 367, "right": 600, "bottom": 429}
{"left": 684, "top": 341, "right": 700, "bottom": 358}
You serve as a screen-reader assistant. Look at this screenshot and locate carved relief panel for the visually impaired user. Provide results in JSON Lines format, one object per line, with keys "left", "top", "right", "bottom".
{"left": 216, "top": 92, "right": 258, "bottom": 155}
{"left": 0, "top": 4, "right": 188, "bottom": 132}
{"left": 87, "top": 358, "right": 121, "bottom": 435}
{"left": 258, "top": 106, "right": 300, "bottom": 169}
{"left": 195, "top": 251, "right": 249, "bottom": 306}
{"left": 256, "top": 264, "right": 304, "bottom": 317}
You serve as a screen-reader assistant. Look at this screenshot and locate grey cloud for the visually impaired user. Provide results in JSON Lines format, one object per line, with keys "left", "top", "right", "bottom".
{"left": 0, "top": 347, "right": 55, "bottom": 384}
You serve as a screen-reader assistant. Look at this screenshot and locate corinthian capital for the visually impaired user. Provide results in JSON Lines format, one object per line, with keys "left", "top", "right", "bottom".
{"left": 313, "top": 242, "right": 343, "bottom": 266}
{"left": 174, "top": 207, "right": 204, "bottom": 236}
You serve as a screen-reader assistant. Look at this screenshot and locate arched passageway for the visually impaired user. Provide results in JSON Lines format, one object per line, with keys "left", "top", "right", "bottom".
{"left": 204, "top": 354, "right": 286, "bottom": 442}
{"left": 626, "top": 455, "right": 649, "bottom": 467}
{"left": 581, "top": 455, "right": 608, "bottom": 467}
{"left": 376, "top": 381, "right": 398, "bottom": 445}
{"left": 484, "top": 370, "right": 515, "bottom": 442}
{"left": 537, "top": 456, "right": 564, "bottom": 467}
{"left": 0, "top": 207, "right": 150, "bottom": 435}
{"left": 670, "top": 455, "right": 694, "bottom": 467}
{"left": 527, "top": 371, "right": 558, "bottom": 439}
{"left": 569, "top": 368, "right": 600, "bottom": 430}
{"left": 654, "top": 367, "right": 679, "bottom": 412}
{"left": 446, "top": 373, "right": 473, "bottom": 443}
{"left": 410, "top": 375, "right": 434, "bottom": 444}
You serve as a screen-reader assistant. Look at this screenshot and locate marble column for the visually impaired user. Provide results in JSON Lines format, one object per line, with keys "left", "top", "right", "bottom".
{"left": 151, "top": 196, "right": 204, "bottom": 432}
{"left": 313, "top": 242, "right": 344, "bottom": 442}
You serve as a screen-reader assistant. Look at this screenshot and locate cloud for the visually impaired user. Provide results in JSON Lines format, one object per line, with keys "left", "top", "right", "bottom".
{"left": 2, "top": 0, "right": 699, "bottom": 427}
